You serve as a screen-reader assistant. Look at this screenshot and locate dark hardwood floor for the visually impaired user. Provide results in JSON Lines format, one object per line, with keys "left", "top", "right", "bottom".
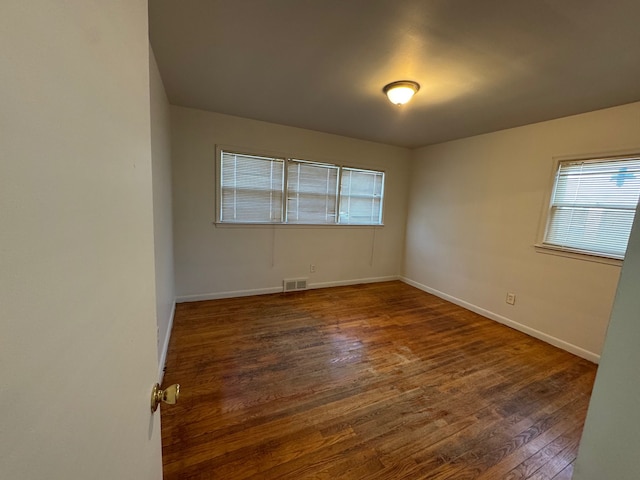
{"left": 161, "top": 281, "right": 597, "bottom": 479}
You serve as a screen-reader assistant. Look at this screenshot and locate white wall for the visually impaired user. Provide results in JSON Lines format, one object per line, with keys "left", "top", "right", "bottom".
{"left": 573, "top": 175, "right": 640, "bottom": 478}
{"left": 404, "top": 102, "right": 640, "bottom": 360}
{"left": 0, "top": 2, "right": 162, "bottom": 479}
{"left": 171, "top": 106, "right": 411, "bottom": 300}
{"left": 149, "top": 47, "right": 175, "bottom": 375}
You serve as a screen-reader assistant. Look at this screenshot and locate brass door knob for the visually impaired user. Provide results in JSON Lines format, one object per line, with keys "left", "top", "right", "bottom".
{"left": 151, "top": 383, "right": 180, "bottom": 413}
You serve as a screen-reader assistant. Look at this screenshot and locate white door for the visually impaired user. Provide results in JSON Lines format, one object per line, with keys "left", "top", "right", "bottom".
{"left": 0, "top": 2, "right": 163, "bottom": 479}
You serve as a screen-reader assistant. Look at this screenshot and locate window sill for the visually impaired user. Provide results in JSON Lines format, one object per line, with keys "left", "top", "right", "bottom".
{"left": 213, "top": 222, "right": 385, "bottom": 229}
{"left": 534, "top": 243, "right": 623, "bottom": 266}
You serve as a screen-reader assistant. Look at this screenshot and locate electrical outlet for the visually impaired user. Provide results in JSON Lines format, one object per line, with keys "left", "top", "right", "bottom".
{"left": 310, "top": 264, "right": 316, "bottom": 273}
{"left": 506, "top": 292, "right": 516, "bottom": 305}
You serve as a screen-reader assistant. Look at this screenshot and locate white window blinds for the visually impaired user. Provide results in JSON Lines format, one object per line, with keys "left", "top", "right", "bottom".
{"left": 217, "top": 149, "right": 385, "bottom": 225}
{"left": 545, "top": 157, "right": 640, "bottom": 258}
{"left": 287, "top": 159, "right": 339, "bottom": 224}
{"left": 220, "top": 151, "right": 284, "bottom": 223}
{"left": 339, "top": 168, "right": 384, "bottom": 225}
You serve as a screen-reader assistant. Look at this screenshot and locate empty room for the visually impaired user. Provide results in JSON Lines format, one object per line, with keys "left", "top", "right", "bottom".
{"left": 3, "top": 1, "right": 640, "bottom": 480}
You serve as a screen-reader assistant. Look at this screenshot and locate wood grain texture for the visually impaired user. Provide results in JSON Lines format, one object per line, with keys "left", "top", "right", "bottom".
{"left": 161, "top": 281, "right": 596, "bottom": 479}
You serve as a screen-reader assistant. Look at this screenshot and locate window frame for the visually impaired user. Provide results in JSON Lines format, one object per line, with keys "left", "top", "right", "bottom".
{"left": 215, "top": 145, "right": 386, "bottom": 227}
{"left": 535, "top": 151, "right": 640, "bottom": 265}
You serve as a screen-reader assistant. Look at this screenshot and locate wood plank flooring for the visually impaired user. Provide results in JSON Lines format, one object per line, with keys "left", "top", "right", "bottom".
{"left": 161, "top": 281, "right": 597, "bottom": 479}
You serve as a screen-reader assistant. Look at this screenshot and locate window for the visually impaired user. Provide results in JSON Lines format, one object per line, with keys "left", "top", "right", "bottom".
{"left": 217, "top": 149, "right": 385, "bottom": 225}
{"left": 339, "top": 168, "right": 385, "bottom": 225}
{"left": 540, "top": 155, "right": 640, "bottom": 259}
{"left": 220, "top": 151, "right": 284, "bottom": 223}
{"left": 287, "top": 159, "right": 339, "bottom": 224}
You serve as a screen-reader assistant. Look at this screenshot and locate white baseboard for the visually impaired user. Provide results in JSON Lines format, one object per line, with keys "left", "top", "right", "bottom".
{"left": 309, "top": 275, "right": 399, "bottom": 290}
{"left": 175, "top": 276, "right": 400, "bottom": 303}
{"left": 400, "top": 277, "right": 600, "bottom": 364}
{"left": 157, "top": 300, "right": 176, "bottom": 383}
{"left": 176, "top": 286, "right": 284, "bottom": 303}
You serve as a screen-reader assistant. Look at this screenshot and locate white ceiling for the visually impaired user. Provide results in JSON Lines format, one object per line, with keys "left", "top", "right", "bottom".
{"left": 149, "top": 0, "right": 640, "bottom": 148}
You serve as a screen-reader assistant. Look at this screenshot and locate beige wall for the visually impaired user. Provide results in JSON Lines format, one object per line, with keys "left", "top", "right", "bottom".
{"left": 404, "top": 101, "right": 640, "bottom": 360}
{"left": 0, "top": 2, "right": 162, "bottom": 479}
{"left": 171, "top": 106, "right": 411, "bottom": 300}
{"left": 149, "top": 47, "right": 175, "bottom": 374}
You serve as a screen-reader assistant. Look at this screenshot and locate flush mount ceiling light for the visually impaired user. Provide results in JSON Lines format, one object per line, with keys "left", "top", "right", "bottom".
{"left": 383, "top": 80, "right": 420, "bottom": 105}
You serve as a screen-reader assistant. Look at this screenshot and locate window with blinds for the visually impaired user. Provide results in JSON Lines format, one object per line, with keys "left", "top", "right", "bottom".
{"left": 287, "top": 159, "right": 339, "bottom": 224}
{"left": 543, "top": 156, "right": 640, "bottom": 259}
{"left": 339, "top": 168, "right": 385, "bottom": 225}
{"left": 217, "top": 149, "right": 385, "bottom": 225}
{"left": 219, "top": 151, "right": 284, "bottom": 223}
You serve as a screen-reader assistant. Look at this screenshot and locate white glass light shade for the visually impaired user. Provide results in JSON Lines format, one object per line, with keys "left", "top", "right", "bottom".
{"left": 383, "top": 81, "right": 420, "bottom": 105}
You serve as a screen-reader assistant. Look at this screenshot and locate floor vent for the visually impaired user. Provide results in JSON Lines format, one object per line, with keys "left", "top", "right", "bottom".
{"left": 283, "top": 278, "right": 308, "bottom": 292}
